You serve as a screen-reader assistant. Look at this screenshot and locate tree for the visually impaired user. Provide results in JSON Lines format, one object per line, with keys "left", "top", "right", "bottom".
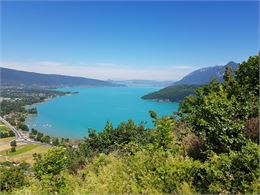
{"left": 10, "top": 146, "right": 16, "bottom": 152}
{"left": 150, "top": 115, "right": 175, "bottom": 151}
{"left": 36, "top": 132, "right": 44, "bottom": 141}
{"left": 18, "top": 123, "right": 29, "bottom": 131}
{"left": 236, "top": 55, "right": 259, "bottom": 96}
{"left": 79, "top": 120, "right": 147, "bottom": 158}
{"left": 31, "top": 128, "right": 38, "bottom": 135}
{"left": 41, "top": 135, "right": 51, "bottom": 144}
{"left": 195, "top": 141, "right": 260, "bottom": 194}
{"left": 27, "top": 107, "right": 37, "bottom": 114}
{"left": 0, "top": 162, "right": 29, "bottom": 191}
{"left": 179, "top": 55, "right": 259, "bottom": 154}
{"left": 10, "top": 140, "right": 17, "bottom": 147}
{"left": 33, "top": 147, "right": 68, "bottom": 193}
{"left": 52, "top": 137, "right": 60, "bottom": 146}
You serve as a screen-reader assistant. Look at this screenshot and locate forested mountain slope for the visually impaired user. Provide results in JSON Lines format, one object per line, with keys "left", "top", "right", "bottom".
{"left": 143, "top": 61, "right": 238, "bottom": 102}
{"left": 0, "top": 67, "right": 120, "bottom": 88}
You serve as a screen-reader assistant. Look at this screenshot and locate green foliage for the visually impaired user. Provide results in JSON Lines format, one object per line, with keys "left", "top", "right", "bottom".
{"left": 0, "top": 162, "right": 29, "bottom": 191}
{"left": 4, "top": 55, "right": 260, "bottom": 194}
{"left": 179, "top": 55, "right": 259, "bottom": 153}
{"left": 59, "top": 148, "right": 200, "bottom": 194}
{"left": 29, "top": 128, "right": 63, "bottom": 146}
{"left": 181, "top": 84, "right": 246, "bottom": 153}
{"left": 236, "top": 55, "right": 259, "bottom": 96}
{"left": 52, "top": 137, "right": 60, "bottom": 146}
{"left": 195, "top": 141, "right": 260, "bottom": 194}
{"left": 33, "top": 147, "right": 68, "bottom": 193}
{"left": 0, "top": 130, "right": 15, "bottom": 138}
{"left": 149, "top": 110, "right": 158, "bottom": 119}
{"left": 0, "top": 124, "right": 15, "bottom": 138}
{"left": 79, "top": 120, "right": 147, "bottom": 158}
{"left": 27, "top": 107, "right": 37, "bottom": 114}
{"left": 35, "top": 131, "right": 44, "bottom": 141}
{"left": 10, "top": 146, "right": 16, "bottom": 152}
{"left": 150, "top": 115, "right": 176, "bottom": 151}
{"left": 40, "top": 135, "right": 51, "bottom": 144}
{"left": 10, "top": 140, "right": 17, "bottom": 147}
{"left": 18, "top": 123, "right": 29, "bottom": 131}
{"left": 142, "top": 84, "right": 199, "bottom": 102}
{"left": 0, "top": 88, "right": 69, "bottom": 116}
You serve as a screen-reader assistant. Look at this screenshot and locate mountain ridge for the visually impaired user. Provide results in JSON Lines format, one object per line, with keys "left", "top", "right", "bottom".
{"left": 0, "top": 67, "right": 122, "bottom": 88}
{"left": 173, "top": 61, "right": 238, "bottom": 85}
{"left": 142, "top": 61, "right": 238, "bottom": 102}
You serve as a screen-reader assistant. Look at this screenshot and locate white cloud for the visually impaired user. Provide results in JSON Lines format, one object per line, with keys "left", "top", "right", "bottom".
{"left": 0, "top": 60, "right": 197, "bottom": 81}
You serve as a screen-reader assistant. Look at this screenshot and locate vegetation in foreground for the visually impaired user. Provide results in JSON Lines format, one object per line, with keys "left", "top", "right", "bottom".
{"left": 0, "top": 55, "right": 259, "bottom": 194}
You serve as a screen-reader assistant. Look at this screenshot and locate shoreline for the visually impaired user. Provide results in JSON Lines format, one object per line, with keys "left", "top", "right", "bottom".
{"left": 23, "top": 87, "right": 177, "bottom": 140}
{"left": 24, "top": 89, "right": 81, "bottom": 141}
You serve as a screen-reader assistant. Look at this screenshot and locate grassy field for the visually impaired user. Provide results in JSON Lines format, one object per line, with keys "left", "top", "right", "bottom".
{"left": 0, "top": 122, "right": 50, "bottom": 164}
{"left": 6, "top": 144, "right": 39, "bottom": 156}
{"left": 0, "top": 136, "right": 15, "bottom": 142}
{"left": 0, "top": 124, "right": 10, "bottom": 132}
{"left": 0, "top": 143, "right": 50, "bottom": 164}
{"left": 0, "top": 122, "right": 15, "bottom": 138}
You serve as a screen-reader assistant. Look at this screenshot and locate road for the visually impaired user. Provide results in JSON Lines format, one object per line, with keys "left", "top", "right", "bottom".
{"left": 0, "top": 116, "right": 51, "bottom": 146}
{"left": 0, "top": 116, "right": 23, "bottom": 140}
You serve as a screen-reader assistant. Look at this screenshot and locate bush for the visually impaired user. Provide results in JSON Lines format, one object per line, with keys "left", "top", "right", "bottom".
{"left": 10, "top": 140, "right": 17, "bottom": 147}
{"left": 10, "top": 146, "right": 16, "bottom": 152}
{"left": 245, "top": 117, "right": 259, "bottom": 143}
{"left": 195, "top": 141, "right": 260, "bottom": 194}
{"left": 180, "top": 85, "right": 246, "bottom": 153}
{"left": 65, "top": 148, "right": 201, "bottom": 194}
{"left": 0, "top": 162, "right": 29, "bottom": 191}
{"left": 18, "top": 123, "right": 29, "bottom": 131}
{"left": 33, "top": 147, "right": 68, "bottom": 194}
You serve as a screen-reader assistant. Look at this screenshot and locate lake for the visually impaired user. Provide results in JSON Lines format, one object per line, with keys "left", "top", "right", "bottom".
{"left": 25, "top": 87, "right": 179, "bottom": 139}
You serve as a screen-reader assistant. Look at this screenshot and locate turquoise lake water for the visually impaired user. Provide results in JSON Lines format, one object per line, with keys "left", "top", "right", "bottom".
{"left": 26, "top": 87, "right": 179, "bottom": 139}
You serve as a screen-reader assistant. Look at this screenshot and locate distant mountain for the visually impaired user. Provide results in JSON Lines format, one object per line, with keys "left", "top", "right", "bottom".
{"left": 108, "top": 80, "right": 174, "bottom": 87}
{"left": 142, "top": 61, "right": 238, "bottom": 102}
{"left": 0, "top": 67, "right": 121, "bottom": 88}
{"left": 174, "top": 61, "right": 238, "bottom": 85}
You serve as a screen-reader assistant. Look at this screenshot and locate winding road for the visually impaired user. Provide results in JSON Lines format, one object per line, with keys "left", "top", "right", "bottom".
{"left": 0, "top": 116, "right": 51, "bottom": 146}
{"left": 0, "top": 116, "right": 24, "bottom": 140}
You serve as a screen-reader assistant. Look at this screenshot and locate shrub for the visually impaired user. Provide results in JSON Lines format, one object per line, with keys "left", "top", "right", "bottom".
{"left": 0, "top": 162, "right": 29, "bottom": 191}
{"left": 33, "top": 147, "right": 68, "bottom": 194}
{"left": 195, "top": 141, "right": 260, "bottom": 194}
{"left": 245, "top": 117, "right": 259, "bottom": 143}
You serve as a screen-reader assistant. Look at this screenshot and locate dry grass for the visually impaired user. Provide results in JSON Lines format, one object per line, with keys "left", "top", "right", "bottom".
{"left": 0, "top": 141, "right": 26, "bottom": 153}
{"left": 0, "top": 143, "right": 50, "bottom": 164}
{"left": 0, "top": 136, "right": 15, "bottom": 143}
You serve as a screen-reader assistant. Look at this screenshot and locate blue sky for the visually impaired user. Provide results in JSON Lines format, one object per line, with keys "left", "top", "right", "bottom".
{"left": 1, "top": 1, "right": 259, "bottom": 80}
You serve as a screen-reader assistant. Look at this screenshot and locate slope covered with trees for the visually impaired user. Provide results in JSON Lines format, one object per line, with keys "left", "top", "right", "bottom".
{"left": 142, "top": 61, "right": 238, "bottom": 102}
{"left": 142, "top": 84, "right": 199, "bottom": 102}
{"left": 0, "top": 55, "right": 259, "bottom": 194}
{"left": 174, "top": 61, "right": 238, "bottom": 85}
{"left": 0, "top": 67, "right": 121, "bottom": 88}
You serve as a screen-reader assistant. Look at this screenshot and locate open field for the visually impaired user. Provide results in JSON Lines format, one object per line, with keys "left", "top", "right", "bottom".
{"left": 0, "top": 121, "right": 15, "bottom": 139}
{"left": 0, "top": 141, "right": 25, "bottom": 153}
{"left": 6, "top": 144, "right": 39, "bottom": 156}
{"left": 0, "top": 123, "right": 10, "bottom": 132}
{"left": 0, "top": 143, "right": 50, "bottom": 164}
{"left": 0, "top": 136, "right": 15, "bottom": 143}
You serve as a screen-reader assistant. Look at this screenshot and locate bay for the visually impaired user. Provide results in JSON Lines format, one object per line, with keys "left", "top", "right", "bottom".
{"left": 26, "top": 87, "right": 179, "bottom": 139}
